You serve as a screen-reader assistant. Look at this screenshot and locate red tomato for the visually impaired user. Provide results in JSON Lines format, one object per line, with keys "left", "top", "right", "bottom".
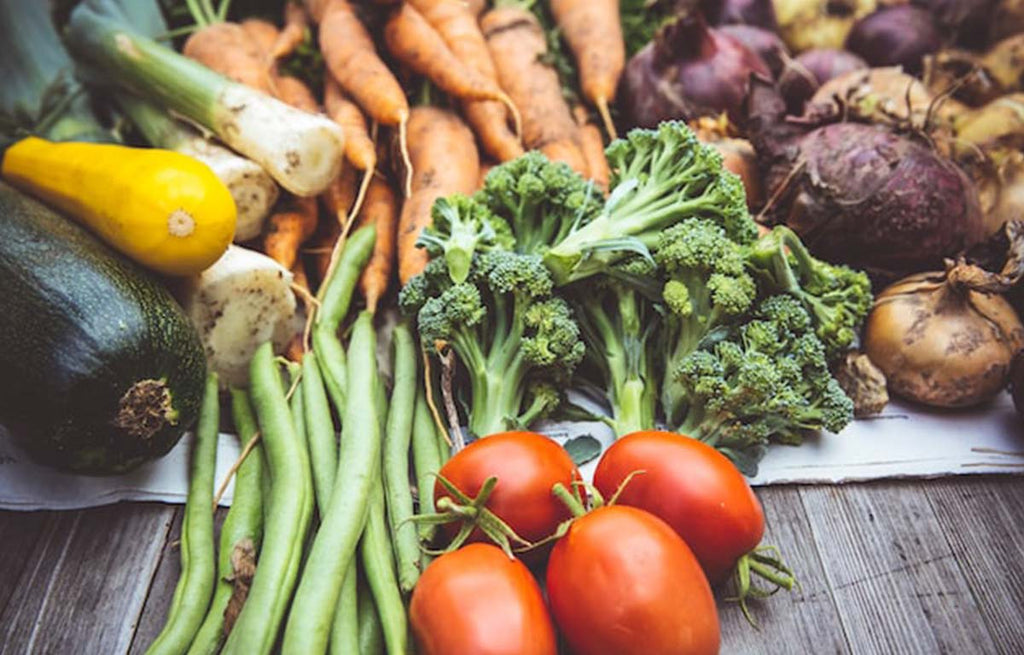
{"left": 546, "top": 505, "right": 720, "bottom": 655}
{"left": 435, "top": 431, "right": 580, "bottom": 546}
{"left": 593, "top": 430, "right": 765, "bottom": 584}
{"left": 410, "top": 543, "right": 558, "bottom": 655}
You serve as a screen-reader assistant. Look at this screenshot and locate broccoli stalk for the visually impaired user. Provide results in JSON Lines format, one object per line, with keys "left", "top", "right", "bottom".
{"left": 671, "top": 296, "right": 855, "bottom": 474}
{"left": 415, "top": 194, "right": 514, "bottom": 284}
{"left": 747, "top": 226, "right": 873, "bottom": 361}
{"left": 400, "top": 251, "right": 584, "bottom": 438}
{"left": 573, "top": 270, "right": 659, "bottom": 437}
{"left": 542, "top": 122, "right": 759, "bottom": 285}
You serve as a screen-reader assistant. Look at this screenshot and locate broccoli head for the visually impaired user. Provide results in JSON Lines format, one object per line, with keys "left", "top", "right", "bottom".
{"left": 542, "top": 121, "right": 760, "bottom": 285}
{"left": 415, "top": 194, "right": 515, "bottom": 283}
{"left": 747, "top": 226, "right": 872, "bottom": 361}
{"left": 672, "top": 295, "right": 855, "bottom": 475}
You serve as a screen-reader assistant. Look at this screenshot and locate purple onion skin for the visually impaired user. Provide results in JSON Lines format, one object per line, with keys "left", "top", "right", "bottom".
{"left": 796, "top": 49, "right": 869, "bottom": 86}
{"left": 619, "top": 16, "right": 771, "bottom": 129}
{"left": 845, "top": 6, "right": 943, "bottom": 74}
{"left": 912, "top": 0, "right": 997, "bottom": 50}
{"left": 702, "top": 0, "right": 779, "bottom": 30}
{"left": 769, "top": 122, "right": 985, "bottom": 277}
{"left": 718, "top": 24, "right": 789, "bottom": 76}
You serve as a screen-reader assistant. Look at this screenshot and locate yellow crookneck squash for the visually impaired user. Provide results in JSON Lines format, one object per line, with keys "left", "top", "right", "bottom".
{"left": 1, "top": 136, "right": 236, "bottom": 276}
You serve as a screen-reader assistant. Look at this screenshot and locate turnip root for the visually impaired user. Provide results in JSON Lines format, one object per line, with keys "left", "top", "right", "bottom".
{"left": 773, "top": 0, "right": 877, "bottom": 52}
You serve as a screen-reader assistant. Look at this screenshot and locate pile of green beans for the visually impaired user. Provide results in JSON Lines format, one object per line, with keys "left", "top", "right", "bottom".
{"left": 144, "top": 223, "right": 454, "bottom": 655}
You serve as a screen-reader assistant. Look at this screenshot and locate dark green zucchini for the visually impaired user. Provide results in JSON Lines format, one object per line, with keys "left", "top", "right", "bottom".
{"left": 0, "top": 181, "right": 206, "bottom": 474}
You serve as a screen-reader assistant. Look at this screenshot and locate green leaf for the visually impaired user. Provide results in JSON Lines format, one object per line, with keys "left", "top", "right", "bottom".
{"left": 563, "top": 435, "right": 602, "bottom": 466}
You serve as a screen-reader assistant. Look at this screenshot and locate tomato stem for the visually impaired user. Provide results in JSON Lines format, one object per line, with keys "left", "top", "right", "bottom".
{"left": 552, "top": 483, "right": 587, "bottom": 518}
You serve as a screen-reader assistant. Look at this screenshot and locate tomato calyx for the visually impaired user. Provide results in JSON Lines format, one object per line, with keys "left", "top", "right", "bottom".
{"left": 727, "top": 544, "right": 798, "bottom": 627}
{"left": 411, "top": 474, "right": 533, "bottom": 558}
{"left": 540, "top": 470, "right": 647, "bottom": 545}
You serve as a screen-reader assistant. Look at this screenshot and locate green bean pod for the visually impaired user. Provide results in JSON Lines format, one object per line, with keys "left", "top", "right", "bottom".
{"left": 317, "top": 225, "right": 377, "bottom": 333}
{"left": 281, "top": 311, "right": 381, "bottom": 655}
{"left": 313, "top": 328, "right": 347, "bottom": 414}
{"left": 146, "top": 372, "right": 219, "bottom": 655}
{"left": 359, "top": 483, "right": 409, "bottom": 655}
{"left": 383, "top": 322, "right": 421, "bottom": 594}
{"left": 222, "top": 344, "right": 314, "bottom": 655}
{"left": 357, "top": 576, "right": 385, "bottom": 655}
{"left": 411, "top": 384, "right": 448, "bottom": 555}
{"left": 328, "top": 563, "right": 360, "bottom": 655}
{"left": 188, "top": 389, "right": 265, "bottom": 655}
{"left": 303, "top": 353, "right": 339, "bottom": 514}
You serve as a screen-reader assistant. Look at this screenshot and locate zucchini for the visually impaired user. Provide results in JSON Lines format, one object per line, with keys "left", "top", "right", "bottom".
{"left": 0, "top": 181, "right": 206, "bottom": 474}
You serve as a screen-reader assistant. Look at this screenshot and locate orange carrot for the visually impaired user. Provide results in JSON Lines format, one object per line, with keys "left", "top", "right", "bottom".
{"left": 183, "top": 22, "right": 274, "bottom": 93}
{"left": 477, "top": 160, "right": 496, "bottom": 190}
{"left": 574, "top": 106, "right": 610, "bottom": 190}
{"left": 464, "top": 101, "right": 524, "bottom": 162}
{"left": 398, "top": 106, "right": 480, "bottom": 284}
{"left": 271, "top": 2, "right": 309, "bottom": 61}
{"left": 481, "top": 7, "right": 588, "bottom": 175}
{"left": 273, "top": 74, "right": 321, "bottom": 113}
{"left": 383, "top": 4, "right": 516, "bottom": 113}
{"left": 263, "top": 195, "right": 319, "bottom": 270}
{"left": 550, "top": 0, "right": 625, "bottom": 139}
{"left": 465, "top": 0, "right": 486, "bottom": 17}
{"left": 240, "top": 17, "right": 281, "bottom": 56}
{"left": 356, "top": 174, "right": 399, "bottom": 312}
{"left": 324, "top": 74, "right": 377, "bottom": 171}
{"left": 320, "top": 163, "right": 360, "bottom": 227}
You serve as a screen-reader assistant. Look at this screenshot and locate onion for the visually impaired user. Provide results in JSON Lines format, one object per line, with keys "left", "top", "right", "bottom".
{"left": 924, "top": 49, "right": 1005, "bottom": 108}
{"left": 954, "top": 94, "right": 1024, "bottom": 149}
{"left": 619, "top": 13, "right": 771, "bottom": 128}
{"left": 864, "top": 222, "right": 1024, "bottom": 407}
{"left": 809, "top": 66, "right": 962, "bottom": 126}
{"left": 833, "top": 351, "right": 889, "bottom": 416}
{"left": 845, "top": 6, "right": 942, "bottom": 74}
{"left": 982, "top": 34, "right": 1024, "bottom": 95}
{"left": 718, "top": 24, "right": 790, "bottom": 75}
{"left": 912, "top": 0, "right": 997, "bottom": 49}
{"left": 704, "top": 0, "right": 780, "bottom": 29}
{"left": 773, "top": 0, "right": 878, "bottom": 52}
{"left": 796, "top": 48, "right": 868, "bottom": 85}
{"left": 990, "top": 0, "right": 1024, "bottom": 42}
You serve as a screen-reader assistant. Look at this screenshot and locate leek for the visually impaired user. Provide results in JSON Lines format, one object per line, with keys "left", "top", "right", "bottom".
{"left": 117, "top": 95, "right": 279, "bottom": 241}
{"left": 66, "top": 0, "right": 345, "bottom": 197}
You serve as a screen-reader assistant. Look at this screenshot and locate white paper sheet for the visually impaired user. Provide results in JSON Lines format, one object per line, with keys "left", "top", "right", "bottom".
{"left": 2, "top": 394, "right": 1022, "bottom": 511}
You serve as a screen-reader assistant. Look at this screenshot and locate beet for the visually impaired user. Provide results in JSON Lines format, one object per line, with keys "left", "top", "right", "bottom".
{"left": 619, "top": 13, "right": 771, "bottom": 128}
{"left": 845, "top": 6, "right": 943, "bottom": 74}
{"left": 795, "top": 48, "right": 868, "bottom": 85}
{"left": 912, "top": 0, "right": 997, "bottom": 49}
{"left": 703, "top": 0, "right": 779, "bottom": 30}
{"left": 718, "top": 24, "right": 790, "bottom": 75}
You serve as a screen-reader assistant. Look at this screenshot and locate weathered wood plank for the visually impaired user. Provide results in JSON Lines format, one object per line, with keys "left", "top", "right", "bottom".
{"left": 718, "top": 486, "right": 851, "bottom": 655}
{"left": 926, "top": 478, "right": 1024, "bottom": 655}
{"left": 129, "top": 508, "right": 184, "bottom": 655}
{"left": 0, "top": 503, "right": 174, "bottom": 655}
{"left": 0, "top": 511, "right": 54, "bottom": 618}
{"left": 801, "top": 483, "right": 998, "bottom": 655}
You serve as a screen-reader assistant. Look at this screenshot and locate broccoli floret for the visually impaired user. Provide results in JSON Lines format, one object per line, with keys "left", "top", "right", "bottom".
{"left": 409, "top": 250, "right": 585, "bottom": 437}
{"left": 398, "top": 257, "right": 455, "bottom": 317}
{"left": 655, "top": 219, "right": 758, "bottom": 426}
{"left": 415, "top": 194, "right": 515, "bottom": 283}
{"left": 542, "top": 121, "right": 760, "bottom": 285}
{"left": 747, "top": 226, "right": 873, "bottom": 361}
{"left": 672, "top": 295, "right": 855, "bottom": 475}
{"left": 478, "top": 151, "right": 604, "bottom": 255}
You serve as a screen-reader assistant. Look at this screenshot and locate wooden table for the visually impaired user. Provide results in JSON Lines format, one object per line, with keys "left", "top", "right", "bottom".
{"left": 2, "top": 476, "right": 1022, "bottom": 654}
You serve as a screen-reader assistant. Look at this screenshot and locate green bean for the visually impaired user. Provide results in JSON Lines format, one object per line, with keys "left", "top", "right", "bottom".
{"left": 316, "top": 225, "right": 377, "bottom": 332}
{"left": 222, "top": 344, "right": 314, "bottom": 655}
{"left": 188, "top": 389, "right": 265, "bottom": 655}
{"left": 411, "top": 383, "right": 448, "bottom": 556}
{"left": 288, "top": 362, "right": 305, "bottom": 455}
{"left": 328, "top": 563, "right": 359, "bottom": 655}
{"left": 146, "top": 372, "right": 219, "bottom": 655}
{"left": 359, "top": 482, "right": 408, "bottom": 655}
{"left": 313, "top": 328, "right": 347, "bottom": 414}
{"left": 382, "top": 322, "right": 421, "bottom": 594}
{"left": 356, "top": 576, "right": 385, "bottom": 655}
{"left": 282, "top": 311, "right": 381, "bottom": 655}
{"left": 303, "top": 353, "right": 339, "bottom": 514}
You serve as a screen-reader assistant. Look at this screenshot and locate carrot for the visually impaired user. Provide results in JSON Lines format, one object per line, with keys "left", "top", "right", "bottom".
{"left": 183, "top": 22, "right": 274, "bottom": 93}
{"left": 356, "top": 174, "right": 399, "bottom": 312}
{"left": 574, "top": 106, "right": 610, "bottom": 190}
{"left": 240, "top": 17, "right": 281, "bottom": 57}
{"left": 309, "top": 0, "right": 412, "bottom": 193}
{"left": 273, "top": 75, "right": 321, "bottom": 114}
{"left": 478, "top": 160, "right": 496, "bottom": 190}
{"left": 324, "top": 74, "right": 377, "bottom": 172}
{"left": 465, "top": 0, "right": 487, "bottom": 17}
{"left": 481, "top": 6, "right": 588, "bottom": 175}
{"left": 321, "top": 163, "right": 360, "bottom": 228}
{"left": 405, "top": 0, "right": 523, "bottom": 162}
{"left": 270, "top": 2, "right": 309, "bottom": 61}
{"left": 264, "top": 195, "right": 319, "bottom": 271}
{"left": 398, "top": 106, "right": 480, "bottom": 284}
{"left": 550, "top": 0, "right": 625, "bottom": 140}
{"left": 384, "top": 4, "right": 520, "bottom": 130}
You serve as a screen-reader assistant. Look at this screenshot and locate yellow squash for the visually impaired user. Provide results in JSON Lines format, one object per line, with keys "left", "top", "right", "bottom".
{"left": 1, "top": 137, "right": 236, "bottom": 276}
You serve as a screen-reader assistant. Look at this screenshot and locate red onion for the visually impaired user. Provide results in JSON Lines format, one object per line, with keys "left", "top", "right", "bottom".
{"left": 912, "top": 0, "right": 997, "bottom": 49}
{"left": 718, "top": 24, "right": 790, "bottom": 75}
{"left": 845, "top": 6, "right": 943, "bottom": 74}
{"left": 619, "top": 13, "right": 771, "bottom": 128}
{"left": 702, "top": 0, "right": 779, "bottom": 30}
{"left": 795, "top": 48, "right": 868, "bottom": 85}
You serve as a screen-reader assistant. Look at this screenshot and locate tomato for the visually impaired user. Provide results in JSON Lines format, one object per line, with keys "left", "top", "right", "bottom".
{"left": 546, "top": 505, "right": 720, "bottom": 655}
{"left": 593, "top": 430, "right": 765, "bottom": 584}
{"left": 435, "top": 431, "right": 579, "bottom": 547}
{"left": 409, "top": 543, "right": 558, "bottom": 655}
